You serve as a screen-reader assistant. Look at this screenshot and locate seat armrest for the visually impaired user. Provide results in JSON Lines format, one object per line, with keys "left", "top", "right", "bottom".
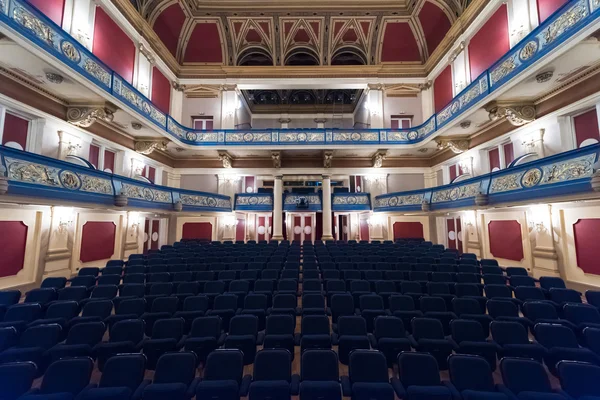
{"left": 218, "top": 333, "right": 227, "bottom": 346}
{"left": 256, "top": 332, "right": 265, "bottom": 345}
{"left": 341, "top": 376, "right": 352, "bottom": 396}
{"left": 239, "top": 375, "right": 252, "bottom": 396}
{"left": 331, "top": 332, "right": 339, "bottom": 345}
{"left": 368, "top": 334, "right": 378, "bottom": 348}
{"left": 187, "top": 377, "right": 201, "bottom": 397}
{"left": 390, "top": 377, "right": 405, "bottom": 399}
{"left": 133, "top": 379, "right": 152, "bottom": 400}
{"left": 443, "top": 381, "right": 461, "bottom": 400}
{"left": 290, "top": 374, "right": 300, "bottom": 395}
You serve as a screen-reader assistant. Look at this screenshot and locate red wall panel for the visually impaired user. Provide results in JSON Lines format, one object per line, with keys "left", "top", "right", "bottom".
{"left": 151, "top": 220, "right": 159, "bottom": 250}
{"left": 152, "top": 3, "right": 186, "bottom": 58}
{"left": 315, "top": 212, "right": 323, "bottom": 241}
{"left": 418, "top": 1, "right": 452, "bottom": 56}
{"left": 27, "top": 0, "right": 65, "bottom": 26}
{"left": 143, "top": 219, "right": 150, "bottom": 254}
{"left": 360, "top": 219, "right": 370, "bottom": 242}
{"left": 183, "top": 23, "right": 223, "bottom": 63}
{"left": 488, "top": 220, "right": 524, "bottom": 261}
{"left": 446, "top": 219, "right": 456, "bottom": 250}
{"left": 236, "top": 218, "right": 246, "bottom": 242}
{"left": 103, "top": 150, "right": 115, "bottom": 173}
{"left": 573, "top": 219, "right": 600, "bottom": 275}
{"left": 80, "top": 221, "right": 116, "bottom": 263}
{"left": 574, "top": 109, "right": 600, "bottom": 148}
{"left": 393, "top": 222, "right": 424, "bottom": 240}
{"left": 456, "top": 217, "right": 463, "bottom": 254}
{"left": 88, "top": 144, "right": 100, "bottom": 168}
{"left": 0, "top": 221, "right": 28, "bottom": 278}
{"left": 468, "top": 4, "right": 509, "bottom": 81}
{"left": 182, "top": 222, "right": 212, "bottom": 240}
{"left": 381, "top": 22, "right": 421, "bottom": 62}
{"left": 449, "top": 165, "right": 457, "bottom": 182}
{"left": 537, "top": 0, "right": 569, "bottom": 23}
{"left": 293, "top": 216, "right": 302, "bottom": 242}
{"left": 151, "top": 67, "right": 171, "bottom": 115}
{"left": 2, "top": 113, "right": 29, "bottom": 150}
{"left": 93, "top": 7, "right": 136, "bottom": 83}
{"left": 489, "top": 148, "right": 501, "bottom": 171}
{"left": 504, "top": 142, "right": 515, "bottom": 165}
{"left": 434, "top": 65, "right": 453, "bottom": 113}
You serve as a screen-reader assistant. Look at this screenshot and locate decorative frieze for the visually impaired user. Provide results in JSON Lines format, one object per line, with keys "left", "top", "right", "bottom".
{"left": 67, "top": 106, "right": 114, "bottom": 128}
{"left": 134, "top": 140, "right": 169, "bottom": 155}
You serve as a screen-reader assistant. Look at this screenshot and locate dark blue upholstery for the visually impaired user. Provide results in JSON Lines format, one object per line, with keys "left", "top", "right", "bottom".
{"left": 0, "top": 361, "right": 37, "bottom": 400}
{"left": 299, "top": 350, "right": 341, "bottom": 400}
{"left": 523, "top": 301, "right": 577, "bottom": 332}
{"left": 78, "top": 354, "right": 148, "bottom": 400}
{"left": 336, "top": 316, "right": 370, "bottom": 365}
{"left": 448, "top": 354, "right": 508, "bottom": 400}
{"left": 142, "top": 352, "right": 199, "bottom": 400}
{"left": 487, "top": 299, "right": 532, "bottom": 330}
{"left": 263, "top": 315, "right": 296, "bottom": 360}
{"left": 370, "top": 316, "right": 413, "bottom": 367}
{"left": 499, "top": 357, "right": 569, "bottom": 399}
{"left": 46, "top": 321, "right": 105, "bottom": 363}
{"left": 490, "top": 321, "right": 546, "bottom": 362}
{"left": 224, "top": 315, "right": 259, "bottom": 365}
{"left": 557, "top": 361, "right": 600, "bottom": 400}
{"left": 68, "top": 300, "right": 113, "bottom": 329}
{"left": 452, "top": 297, "right": 493, "bottom": 336}
{"left": 450, "top": 319, "right": 498, "bottom": 371}
{"left": 142, "top": 318, "right": 185, "bottom": 370}
{"left": 419, "top": 296, "right": 456, "bottom": 335}
{"left": 174, "top": 295, "right": 209, "bottom": 333}
{"left": 93, "top": 319, "right": 144, "bottom": 372}
{"left": 411, "top": 317, "right": 456, "bottom": 370}
{"left": 389, "top": 295, "right": 423, "bottom": 334}
{"left": 392, "top": 352, "right": 451, "bottom": 400}
{"left": 563, "top": 304, "right": 600, "bottom": 331}
{"left": 183, "top": 316, "right": 222, "bottom": 365}
{"left": 0, "top": 323, "right": 62, "bottom": 374}
{"left": 141, "top": 296, "right": 179, "bottom": 336}
{"left": 19, "top": 357, "right": 93, "bottom": 400}
{"left": 344, "top": 350, "right": 394, "bottom": 400}
{"left": 249, "top": 349, "right": 296, "bottom": 400}
{"left": 195, "top": 349, "right": 251, "bottom": 399}
{"left": 300, "top": 315, "right": 331, "bottom": 353}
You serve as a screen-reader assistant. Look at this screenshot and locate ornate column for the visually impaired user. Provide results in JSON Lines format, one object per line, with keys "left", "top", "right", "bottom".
{"left": 366, "top": 84, "right": 384, "bottom": 129}
{"left": 271, "top": 175, "right": 284, "bottom": 241}
{"left": 321, "top": 175, "right": 334, "bottom": 241}
{"left": 220, "top": 85, "right": 238, "bottom": 129}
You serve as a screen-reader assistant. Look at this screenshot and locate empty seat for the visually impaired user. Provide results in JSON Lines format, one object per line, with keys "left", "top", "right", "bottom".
{"left": 0, "top": 361, "right": 37, "bottom": 400}
{"left": 586, "top": 290, "right": 600, "bottom": 309}
{"left": 142, "top": 318, "right": 185, "bottom": 370}
{"left": 301, "top": 294, "right": 327, "bottom": 316}
{"left": 19, "top": 358, "right": 93, "bottom": 400}
{"left": 142, "top": 352, "right": 199, "bottom": 400}
{"left": 491, "top": 321, "right": 546, "bottom": 362}
{"left": 369, "top": 316, "right": 413, "bottom": 367}
{"left": 485, "top": 285, "right": 521, "bottom": 307}
{"left": 27, "top": 301, "right": 79, "bottom": 332}
{"left": 330, "top": 294, "right": 354, "bottom": 332}
{"left": 195, "top": 349, "right": 252, "bottom": 399}
{"left": 263, "top": 315, "right": 296, "bottom": 360}
{"left": 539, "top": 277, "right": 567, "bottom": 292}
{"left": 447, "top": 354, "right": 507, "bottom": 400}
{"left": 173, "top": 295, "right": 208, "bottom": 334}
{"left": 523, "top": 301, "right": 576, "bottom": 331}
{"left": 77, "top": 354, "right": 148, "bottom": 400}
{"left": 584, "top": 327, "right": 600, "bottom": 355}
{"left": 389, "top": 295, "right": 423, "bottom": 334}
{"left": 411, "top": 317, "right": 456, "bottom": 370}
{"left": 506, "top": 267, "right": 528, "bottom": 277}
{"left": 41, "top": 277, "right": 68, "bottom": 290}
{"left": 299, "top": 350, "right": 341, "bottom": 400}
{"left": 358, "top": 294, "right": 387, "bottom": 333}
{"left": 499, "top": 357, "right": 569, "bottom": 399}
{"left": 224, "top": 315, "right": 260, "bottom": 365}
{"left": 564, "top": 303, "right": 600, "bottom": 331}
{"left": 534, "top": 323, "right": 600, "bottom": 374}
{"left": 68, "top": 300, "right": 113, "bottom": 328}
{"left": 341, "top": 350, "right": 394, "bottom": 400}
{"left": 336, "top": 316, "right": 370, "bottom": 365}
{"left": 450, "top": 319, "right": 498, "bottom": 371}
{"left": 557, "top": 360, "right": 600, "bottom": 400}
{"left": 24, "top": 288, "right": 57, "bottom": 307}
{"left": 299, "top": 315, "right": 332, "bottom": 354}
{"left": 269, "top": 294, "right": 300, "bottom": 316}
{"left": 392, "top": 352, "right": 452, "bottom": 400}
{"left": 452, "top": 297, "right": 493, "bottom": 337}
{"left": 419, "top": 296, "right": 457, "bottom": 335}
{"left": 105, "top": 298, "right": 146, "bottom": 330}
{"left": 46, "top": 321, "right": 105, "bottom": 363}
{"left": 549, "top": 288, "right": 583, "bottom": 307}
{"left": 93, "top": 319, "right": 144, "bottom": 372}
{"left": 208, "top": 294, "right": 239, "bottom": 332}
{"left": 183, "top": 316, "right": 224, "bottom": 365}
{"left": 0, "top": 324, "right": 62, "bottom": 374}
{"left": 249, "top": 349, "right": 298, "bottom": 400}
{"left": 487, "top": 299, "right": 531, "bottom": 330}
{"left": 141, "top": 296, "right": 179, "bottom": 336}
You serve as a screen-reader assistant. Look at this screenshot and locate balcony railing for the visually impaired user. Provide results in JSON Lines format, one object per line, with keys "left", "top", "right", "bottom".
{"left": 1, "top": 0, "right": 598, "bottom": 146}
{"left": 234, "top": 193, "right": 274, "bottom": 211}
{"left": 0, "top": 146, "right": 232, "bottom": 212}
{"left": 374, "top": 143, "right": 600, "bottom": 212}
{"left": 332, "top": 192, "right": 371, "bottom": 211}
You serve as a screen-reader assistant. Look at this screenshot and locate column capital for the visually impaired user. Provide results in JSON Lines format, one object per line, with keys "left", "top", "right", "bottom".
{"left": 322, "top": 174, "right": 331, "bottom": 179}
{"left": 274, "top": 175, "right": 283, "bottom": 180}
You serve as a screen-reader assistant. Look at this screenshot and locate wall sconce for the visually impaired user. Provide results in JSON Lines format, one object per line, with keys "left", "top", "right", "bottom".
{"left": 131, "top": 159, "right": 145, "bottom": 177}
{"left": 66, "top": 142, "right": 81, "bottom": 156}
{"left": 55, "top": 207, "right": 74, "bottom": 235}
{"left": 223, "top": 215, "right": 238, "bottom": 229}
{"left": 510, "top": 25, "right": 527, "bottom": 41}
{"left": 458, "top": 159, "right": 471, "bottom": 175}
{"left": 367, "top": 214, "right": 383, "bottom": 228}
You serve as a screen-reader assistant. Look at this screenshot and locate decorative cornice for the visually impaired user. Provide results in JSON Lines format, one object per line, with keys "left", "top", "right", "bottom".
{"left": 485, "top": 101, "right": 536, "bottom": 127}
{"left": 323, "top": 151, "right": 333, "bottom": 168}
{"left": 218, "top": 152, "right": 233, "bottom": 168}
{"left": 271, "top": 151, "right": 281, "bottom": 169}
{"left": 67, "top": 106, "right": 115, "bottom": 128}
{"left": 372, "top": 150, "right": 387, "bottom": 168}
{"left": 134, "top": 140, "right": 169, "bottom": 155}
{"left": 436, "top": 138, "right": 470, "bottom": 154}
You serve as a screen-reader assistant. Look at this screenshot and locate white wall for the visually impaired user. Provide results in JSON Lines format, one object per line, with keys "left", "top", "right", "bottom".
{"left": 387, "top": 173, "right": 425, "bottom": 192}
{"left": 181, "top": 97, "right": 222, "bottom": 129}
{"left": 383, "top": 94, "right": 424, "bottom": 128}
{"left": 180, "top": 174, "right": 219, "bottom": 193}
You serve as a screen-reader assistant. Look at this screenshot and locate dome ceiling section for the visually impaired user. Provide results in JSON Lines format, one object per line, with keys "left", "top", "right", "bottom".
{"left": 242, "top": 89, "right": 363, "bottom": 113}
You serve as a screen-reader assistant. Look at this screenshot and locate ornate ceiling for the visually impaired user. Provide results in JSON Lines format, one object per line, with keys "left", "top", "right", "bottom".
{"left": 124, "top": 0, "right": 474, "bottom": 69}
{"left": 241, "top": 89, "right": 363, "bottom": 113}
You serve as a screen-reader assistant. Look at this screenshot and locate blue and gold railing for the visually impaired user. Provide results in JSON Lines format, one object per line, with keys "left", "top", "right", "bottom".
{"left": 0, "top": 0, "right": 598, "bottom": 146}
{"left": 374, "top": 144, "right": 600, "bottom": 212}
{"left": 0, "top": 146, "right": 232, "bottom": 212}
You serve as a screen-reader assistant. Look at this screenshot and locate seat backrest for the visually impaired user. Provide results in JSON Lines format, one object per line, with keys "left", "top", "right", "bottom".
{"left": 558, "top": 361, "right": 600, "bottom": 398}
{"left": 375, "top": 281, "right": 396, "bottom": 293}
{"left": 302, "top": 294, "right": 325, "bottom": 309}
{"left": 506, "top": 267, "right": 528, "bottom": 276}
{"left": 448, "top": 354, "right": 495, "bottom": 392}
{"left": 66, "top": 322, "right": 105, "bottom": 346}
{"left": 484, "top": 285, "right": 512, "bottom": 299}
{"left": 190, "top": 316, "right": 221, "bottom": 338}
{"left": 41, "top": 358, "right": 93, "bottom": 395}
{"left": 203, "top": 350, "right": 244, "bottom": 383}
{"left": 265, "top": 314, "right": 295, "bottom": 335}
{"left": 19, "top": 324, "right": 62, "bottom": 349}
{"left": 0, "top": 290, "right": 21, "bottom": 306}
{"left": 229, "top": 280, "right": 250, "bottom": 293}
{"left": 374, "top": 316, "right": 406, "bottom": 339}
{"left": 110, "top": 319, "right": 144, "bottom": 343}
{"left": 25, "top": 288, "right": 57, "bottom": 305}
{"left": 564, "top": 303, "right": 600, "bottom": 325}
{"left": 539, "top": 277, "right": 566, "bottom": 291}
{"left": 151, "top": 296, "right": 179, "bottom": 313}
{"left": 535, "top": 323, "right": 579, "bottom": 349}
{"left": 301, "top": 315, "right": 330, "bottom": 335}
{"left": 229, "top": 315, "right": 258, "bottom": 336}
{"left": 450, "top": 319, "right": 485, "bottom": 343}
{"left": 487, "top": 299, "right": 519, "bottom": 318}
{"left": 451, "top": 298, "right": 481, "bottom": 316}
{"left": 81, "top": 300, "right": 113, "bottom": 318}
{"left": 490, "top": 321, "right": 529, "bottom": 346}
{"left": 456, "top": 274, "right": 480, "bottom": 284}
{"left": 350, "top": 280, "right": 370, "bottom": 292}
{"left": 389, "top": 295, "right": 416, "bottom": 312}
{"left": 500, "top": 358, "right": 552, "bottom": 394}
{"left": 514, "top": 286, "right": 546, "bottom": 302}
{"left": 401, "top": 281, "right": 422, "bottom": 294}
{"left": 510, "top": 276, "right": 536, "bottom": 288}
{"left": 41, "top": 277, "right": 68, "bottom": 289}
{"left": 153, "top": 352, "right": 197, "bottom": 385}
{"left": 243, "top": 294, "right": 268, "bottom": 310}
{"left": 278, "top": 279, "right": 298, "bottom": 291}
{"left": 349, "top": 350, "right": 389, "bottom": 384}
{"left": 177, "top": 282, "right": 199, "bottom": 295}
{"left": 45, "top": 301, "right": 79, "bottom": 320}
{"left": 204, "top": 281, "right": 226, "bottom": 294}
{"left": 522, "top": 301, "right": 558, "bottom": 321}
{"left": 183, "top": 296, "right": 209, "bottom": 312}
{"left": 100, "top": 354, "right": 146, "bottom": 390}
{"left": 273, "top": 294, "right": 296, "bottom": 309}
{"left": 419, "top": 296, "right": 447, "bottom": 313}
{"left": 117, "top": 298, "right": 146, "bottom": 316}
{"left": 120, "top": 283, "right": 146, "bottom": 297}
{"left": 303, "top": 280, "right": 322, "bottom": 292}
{"left": 398, "top": 352, "right": 441, "bottom": 387}
{"left": 213, "top": 294, "right": 238, "bottom": 310}
{"left": 152, "top": 318, "right": 184, "bottom": 340}
{"left": 427, "top": 282, "right": 451, "bottom": 295}
{"left": 412, "top": 318, "right": 445, "bottom": 340}
{"left": 253, "top": 349, "right": 291, "bottom": 382}
{"left": 301, "top": 349, "right": 339, "bottom": 381}
{"left": 338, "top": 316, "right": 367, "bottom": 336}
{"left": 0, "top": 362, "right": 37, "bottom": 399}
{"left": 550, "top": 288, "right": 582, "bottom": 304}
{"left": 254, "top": 280, "right": 274, "bottom": 292}
{"left": 359, "top": 294, "right": 384, "bottom": 311}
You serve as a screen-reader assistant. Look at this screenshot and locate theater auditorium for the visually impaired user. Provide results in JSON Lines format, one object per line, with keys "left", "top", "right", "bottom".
{"left": 0, "top": 0, "right": 600, "bottom": 398}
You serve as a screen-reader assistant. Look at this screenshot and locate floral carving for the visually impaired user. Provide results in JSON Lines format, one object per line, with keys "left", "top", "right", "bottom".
{"left": 432, "top": 183, "right": 480, "bottom": 203}
{"left": 490, "top": 172, "right": 524, "bottom": 193}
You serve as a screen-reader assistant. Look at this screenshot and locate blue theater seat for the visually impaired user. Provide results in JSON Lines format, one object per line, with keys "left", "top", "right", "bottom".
{"left": 93, "top": 319, "right": 144, "bottom": 372}
{"left": 263, "top": 314, "right": 296, "bottom": 360}
{"left": 388, "top": 295, "right": 423, "bottom": 334}
{"left": 369, "top": 316, "right": 414, "bottom": 367}
{"left": 0, "top": 324, "right": 61, "bottom": 375}
{"left": 523, "top": 301, "right": 577, "bottom": 332}
{"left": 491, "top": 321, "right": 546, "bottom": 362}
{"left": 487, "top": 299, "right": 532, "bottom": 330}
{"left": 452, "top": 297, "right": 493, "bottom": 336}
{"left": 142, "top": 352, "right": 199, "bottom": 400}
{"left": 19, "top": 357, "right": 94, "bottom": 400}
{"left": 46, "top": 321, "right": 105, "bottom": 363}
{"left": 299, "top": 350, "right": 341, "bottom": 400}
{"left": 68, "top": 300, "right": 113, "bottom": 328}
{"left": 447, "top": 354, "right": 508, "bottom": 400}
{"left": 301, "top": 294, "right": 327, "bottom": 316}
{"left": 584, "top": 327, "right": 600, "bottom": 355}
{"left": 391, "top": 352, "right": 452, "bottom": 400}
{"left": 557, "top": 360, "right": 600, "bottom": 400}
{"left": 450, "top": 319, "right": 499, "bottom": 371}
{"left": 141, "top": 296, "right": 179, "bottom": 336}
{"left": 224, "top": 315, "right": 261, "bottom": 365}
{"left": 183, "top": 316, "right": 224, "bottom": 365}
{"left": 419, "top": 296, "right": 457, "bottom": 336}
{"left": 498, "top": 357, "right": 570, "bottom": 400}
{"left": 27, "top": 301, "right": 79, "bottom": 333}
{"left": 174, "top": 295, "right": 208, "bottom": 333}
{"left": 341, "top": 350, "right": 394, "bottom": 400}
{"left": 563, "top": 303, "right": 600, "bottom": 331}
{"left": 78, "top": 354, "right": 149, "bottom": 400}
{"left": 249, "top": 349, "right": 298, "bottom": 400}
{"left": 336, "top": 316, "right": 371, "bottom": 365}
{"left": 330, "top": 294, "right": 354, "bottom": 332}
{"left": 195, "top": 349, "right": 252, "bottom": 400}
{"left": 142, "top": 317, "right": 185, "bottom": 370}
{"left": 410, "top": 317, "right": 457, "bottom": 370}
{"left": 40, "top": 277, "right": 67, "bottom": 290}
{"left": 0, "top": 361, "right": 37, "bottom": 400}
{"left": 299, "top": 315, "right": 332, "bottom": 353}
